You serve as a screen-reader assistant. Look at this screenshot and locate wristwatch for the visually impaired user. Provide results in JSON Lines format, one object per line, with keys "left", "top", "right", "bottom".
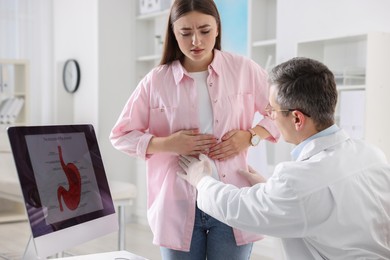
{"left": 248, "top": 128, "right": 261, "bottom": 146}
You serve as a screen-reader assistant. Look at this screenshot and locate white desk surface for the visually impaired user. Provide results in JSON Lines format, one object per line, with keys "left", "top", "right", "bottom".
{"left": 56, "top": 250, "right": 148, "bottom": 260}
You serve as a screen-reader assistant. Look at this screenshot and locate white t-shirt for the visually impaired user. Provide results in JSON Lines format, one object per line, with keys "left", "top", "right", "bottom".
{"left": 189, "top": 71, "right": 219, "bottom": 180}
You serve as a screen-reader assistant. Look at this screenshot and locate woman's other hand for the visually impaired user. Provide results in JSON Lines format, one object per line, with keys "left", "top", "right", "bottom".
{"left": 167, "top": 129, "right": 217, "bottom": 155}
{"left": 208, "top": 129, "right": 251, "bottom": 161}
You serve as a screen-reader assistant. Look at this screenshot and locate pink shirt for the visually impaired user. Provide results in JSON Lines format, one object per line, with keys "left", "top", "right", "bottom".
{"left": 110, "top": 50, "right": 280, "bottom": 251}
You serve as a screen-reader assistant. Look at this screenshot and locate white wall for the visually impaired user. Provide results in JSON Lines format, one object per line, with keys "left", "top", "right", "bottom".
{"left": 53, "top": 0, "right": 99, "bottom": 126}
{"left": 97, "top": 0, "right": 136, "bottom": 183}
{"left": 53, "top": 0, "right": 137, "bottom": 179}
{"left": 53, "top": 0, "right": 142, "bottom": 221}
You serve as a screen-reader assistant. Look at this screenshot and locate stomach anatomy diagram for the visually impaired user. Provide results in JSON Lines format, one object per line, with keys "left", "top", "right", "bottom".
{"left": 25, "top": 132, "right": 105, "bottom": 224}
{"left": 57, "top": 145, "right": 81, "bottom": 212}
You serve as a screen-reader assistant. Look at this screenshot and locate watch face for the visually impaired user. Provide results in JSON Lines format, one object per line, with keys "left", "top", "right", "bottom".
{"left": 251, "top": 135, "right": 261, "bottom": 146}
{"left": 63, "top": 59, "right": 80, "bottom": 93}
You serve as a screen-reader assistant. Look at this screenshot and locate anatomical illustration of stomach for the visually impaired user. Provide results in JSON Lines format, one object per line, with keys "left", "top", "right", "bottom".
{"left": 57, "top": 145, "right": 81, "bottom": 212}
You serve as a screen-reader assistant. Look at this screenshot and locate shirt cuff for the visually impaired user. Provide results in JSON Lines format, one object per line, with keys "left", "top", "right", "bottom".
{"left": 258, "top": 117, "right": 280, "bottom": 143}
{"left": 137, "top": 133, "right": 154, "bottom": 160}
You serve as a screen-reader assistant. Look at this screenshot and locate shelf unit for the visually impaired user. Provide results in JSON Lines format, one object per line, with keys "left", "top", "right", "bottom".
{"left": 0, "top": 59, "right": 29, "bottom": 153}
{"left": 297, "top": 32, "right": 390, "bottom": 159}
{"left": 297, "top": 34, "right": 367, "bottom": 88}
{"left": 248, "top": 0, "right": 282, "bottom": 178}
{"left": 0, "top": 59, "right": 29, "bottom": 129}
{"left": 247, "top": 2, "right": 287, "bottom": 258}
{"left": 248, "top": 0, "right": 277, "bottom": 70}
{"left": 135, "top": 8, "right": 169, "bottom": 82}
{"left": 297, "top": 34, "right": 368, "bottom": 134}
{"left": 0, "top": 59, "right": 29, "bottom": 223}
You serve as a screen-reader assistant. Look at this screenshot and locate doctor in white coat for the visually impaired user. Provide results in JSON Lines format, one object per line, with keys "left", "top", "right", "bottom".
{"left": 178, "top": 57, "right": 390, "bottom": 260}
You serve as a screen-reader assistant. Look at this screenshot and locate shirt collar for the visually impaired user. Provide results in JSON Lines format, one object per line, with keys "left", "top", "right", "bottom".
{"left": 171, "top": 49, "right": 222, "bottom": 85}
{"left": 291, "top": 124, "right": 340, "bottom": 160}
{"left": 208, "top": 49, "right": 222, "bottom": 76}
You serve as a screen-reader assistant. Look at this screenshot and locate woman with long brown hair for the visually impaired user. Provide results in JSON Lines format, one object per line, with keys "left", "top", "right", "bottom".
{"left": 110, "top": 0, "right": 279, "bottom": 259}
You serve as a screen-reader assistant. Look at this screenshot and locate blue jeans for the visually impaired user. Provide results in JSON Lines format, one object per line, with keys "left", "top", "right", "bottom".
{"left": 160, "top": 206, "right": 253, "bottom": 260}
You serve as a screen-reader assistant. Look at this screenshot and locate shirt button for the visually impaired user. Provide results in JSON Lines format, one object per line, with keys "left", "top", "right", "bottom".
{"left": 222, "top": 174, "right": 226, "bottom": 178}
{"left": 209, "top": 82, "right": 213, "bottom": 87}
{"left": 215, "top": 119, "right": 219, "bottom": 123}
{"left": 214, "top": 99, "right": 217, "bottom": 103}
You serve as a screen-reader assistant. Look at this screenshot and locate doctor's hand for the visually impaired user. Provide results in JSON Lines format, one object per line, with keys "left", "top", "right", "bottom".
{"left": 238, "top": 165, "right": 267, "bottom": 186}
{"left": 177, "top": 154, "right": 212, "bottom": 187}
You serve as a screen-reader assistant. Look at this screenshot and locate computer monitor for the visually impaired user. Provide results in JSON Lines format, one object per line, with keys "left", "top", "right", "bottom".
{"left": 7, "top": 124, "right": 118, "bottom": 259}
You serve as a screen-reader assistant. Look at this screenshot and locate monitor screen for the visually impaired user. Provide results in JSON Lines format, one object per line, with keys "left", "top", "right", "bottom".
{"left": 7, "top": 124, "right": 118, "bottom": 258}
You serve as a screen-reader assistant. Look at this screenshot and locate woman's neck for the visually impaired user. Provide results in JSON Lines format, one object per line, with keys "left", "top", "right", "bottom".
{"left": 182, "top": 52, "right": 214, "bottom": 72}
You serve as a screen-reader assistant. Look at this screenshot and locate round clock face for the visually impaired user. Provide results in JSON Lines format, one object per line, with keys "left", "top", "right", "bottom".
{"left": 63, "top": 59, "right": 80, "bottom": 93}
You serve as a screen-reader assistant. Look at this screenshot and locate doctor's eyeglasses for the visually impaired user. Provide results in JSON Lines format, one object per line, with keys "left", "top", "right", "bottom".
{"left": 265, "top": 104, "right": 311, "bottom": 120}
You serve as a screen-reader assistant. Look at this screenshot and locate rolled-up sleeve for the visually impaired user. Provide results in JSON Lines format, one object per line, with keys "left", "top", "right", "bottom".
{"left": 109, "top": 78, "right": 154, "bottom": 160}
{"left": 253, "top": 64, "right": 280, "bottom": 143}
{"left": 257, "top": 117, "right": 280, "bottom": 143}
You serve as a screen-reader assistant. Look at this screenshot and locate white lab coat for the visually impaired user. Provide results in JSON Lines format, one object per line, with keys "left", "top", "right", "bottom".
{"left": 196, "top": 129, "right": 390, "bottom": 259}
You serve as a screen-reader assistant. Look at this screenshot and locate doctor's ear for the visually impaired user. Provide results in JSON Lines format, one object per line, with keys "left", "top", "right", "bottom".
{"left": 292, "top": 111, "right": 304, "bottom": 127}
{"left": 292, "top": 112, "right": 299, "bottom": 123}
{"left": 292, "top": 111, "right": 299, "bottom": 120}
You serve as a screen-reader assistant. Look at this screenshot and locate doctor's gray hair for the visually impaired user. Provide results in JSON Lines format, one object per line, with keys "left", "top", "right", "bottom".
{"left": 269, "top": 57, "right": 337, "bottom": 131}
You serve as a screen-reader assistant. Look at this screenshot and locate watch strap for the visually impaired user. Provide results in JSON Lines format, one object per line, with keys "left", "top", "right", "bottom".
{"left": 248, "top": 128, "right": 256, "bottom": 137}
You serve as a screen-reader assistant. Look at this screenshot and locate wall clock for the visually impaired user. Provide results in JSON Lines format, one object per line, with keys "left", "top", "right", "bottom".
{"left": 63, "top": 59, "right": 81, "bottom": 93}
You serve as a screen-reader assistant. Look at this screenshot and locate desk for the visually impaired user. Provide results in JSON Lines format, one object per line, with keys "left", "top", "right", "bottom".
{"left": 56, "top": 250, "right": 147, "bottom": 260}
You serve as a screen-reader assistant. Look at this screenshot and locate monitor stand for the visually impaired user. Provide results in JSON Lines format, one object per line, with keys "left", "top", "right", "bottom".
{"left": 23, "top": 236, "right": 45, "bottom": 260}
{"left": 23, "top": 235, "right": 67, "bottom": 259}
